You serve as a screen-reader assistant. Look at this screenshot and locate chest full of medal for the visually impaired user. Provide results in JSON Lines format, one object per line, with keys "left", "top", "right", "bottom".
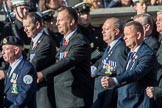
{"left": 102, "top": 59, "right": 117, "bottom": 76}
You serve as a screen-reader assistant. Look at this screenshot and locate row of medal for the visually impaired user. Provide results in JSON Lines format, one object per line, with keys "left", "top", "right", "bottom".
{"left": 102, "top": 59, "right": 117, "bottom": 75}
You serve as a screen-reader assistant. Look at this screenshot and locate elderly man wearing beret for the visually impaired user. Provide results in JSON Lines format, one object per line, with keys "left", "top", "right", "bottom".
{"left": 0, "top": 36, "right": 37, "bottom": 108}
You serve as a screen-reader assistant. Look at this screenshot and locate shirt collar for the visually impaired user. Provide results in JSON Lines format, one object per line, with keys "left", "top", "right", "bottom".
{"left": 131, "top": 44, "right": 141, "bottom": 53}
{"left": 32, "top": 29, "right": 44, "bottom": 44}
{"left": 109, "top": 36, "right": 122, "bottom": 50}
{"left": 64, "top": 27, "right": 77, "bottom": 41}
{"left": 10, "top": 56, "right": 23, "bottom": 69}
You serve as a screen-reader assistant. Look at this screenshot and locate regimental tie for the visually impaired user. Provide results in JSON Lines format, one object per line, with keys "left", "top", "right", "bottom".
{"left": 5, "top": 66, "right": 12, "bottom": 85}
{"left": 7, "top": 66, "right": 12, "bottom": 78}
{"left": 96, "top": 45, "right": 110, "bottom": 74}
{"left": 102, "top": 45, "right": 110, "bottom": 60}
{"left": 126, "top": 52, "right": 135, "bottom": 70}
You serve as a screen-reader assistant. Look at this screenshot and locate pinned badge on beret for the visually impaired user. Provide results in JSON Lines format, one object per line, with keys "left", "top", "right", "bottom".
{"left": 23, "top": 75, "right": 33, "bottom": 84}
{"left": 2, "top": 38, "right": 7, "bottom": 44}
{"left": 2, "top": 36, "right": 24, "bottom": 46}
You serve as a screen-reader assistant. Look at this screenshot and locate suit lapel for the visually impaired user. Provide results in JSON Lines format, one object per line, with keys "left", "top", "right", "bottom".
{"left": 30, "top": 33, "right": 45, "bottom": 52}
{"left": 29, "top": 33, "right": 45, "bottom": 62}
{"left": 107, "top": 39, "right": 122, "bottom": 59}
{"left": 4, "top": 59, "right": 24, "bottom": 93}
{"left": 126, "top": 43, "right": 145, "bottom": 71}
{"left": 56, "top": 31, "right": 77, "bottom": 61}
{"left": 96, "top": 39, "right": 123, "bottom": 76}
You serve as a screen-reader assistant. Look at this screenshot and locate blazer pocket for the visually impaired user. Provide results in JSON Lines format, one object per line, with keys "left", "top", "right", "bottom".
{"left": 63, "top": 80, "right": 73, "bottom": 87}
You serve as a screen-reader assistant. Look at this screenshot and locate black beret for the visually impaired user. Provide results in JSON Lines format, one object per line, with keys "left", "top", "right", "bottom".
{"left": 73, "top": 2, "right": 92, "bottom": 13}
{"left": 43, "top": 13, "right": 54, "bottom": 22}
{"left": 41, "top": 9, "right": 55, "bottom": 22}
{"left": 2, "top": 36, "right": 24, "bottom": 47}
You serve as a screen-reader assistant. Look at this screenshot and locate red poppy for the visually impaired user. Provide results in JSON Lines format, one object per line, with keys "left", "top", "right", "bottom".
{"left": 63, "top": 40, "right": 68, "bottom": 46}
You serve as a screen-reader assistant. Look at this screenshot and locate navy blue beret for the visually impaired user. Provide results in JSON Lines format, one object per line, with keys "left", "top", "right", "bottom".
{"left": 2, "top": 36, "right": 24, "bottom": 47}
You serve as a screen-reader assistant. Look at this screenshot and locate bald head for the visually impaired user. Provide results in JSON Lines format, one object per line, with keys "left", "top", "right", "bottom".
{"left": 102, "top": 17, "right": 123, "bottom": 44}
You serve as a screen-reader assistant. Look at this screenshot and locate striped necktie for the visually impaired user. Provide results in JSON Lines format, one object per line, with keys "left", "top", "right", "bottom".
{"left": 7, "top": 66, "right": 12, "bottom": 77}
{"left": 126, "top": 52, "right": 135, "bottom": 70}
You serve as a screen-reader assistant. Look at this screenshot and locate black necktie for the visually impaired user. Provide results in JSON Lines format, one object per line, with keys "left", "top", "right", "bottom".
{"left": 60, "top": 38, "right": 65, "bottom": 46}
{"left": 31, "top": 40, "right": 34, "bottom": 47}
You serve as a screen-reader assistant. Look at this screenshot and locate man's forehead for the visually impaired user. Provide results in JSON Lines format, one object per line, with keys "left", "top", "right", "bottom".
{"left": 124, "top": 25, "right": 134, "bottom": 30}
{"left": 3, "top": 44, "right": 13, "bottom": 47}
{"left": 23, "top": 18, "right": 30, "bottom": 25}
{"left": 103, "top": 21, "right": 111, "bottom": 27}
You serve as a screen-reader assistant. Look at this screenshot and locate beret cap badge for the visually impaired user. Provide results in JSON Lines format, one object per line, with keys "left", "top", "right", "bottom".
{"left": 2, "top": 38, "right": 7, "bottom": 44}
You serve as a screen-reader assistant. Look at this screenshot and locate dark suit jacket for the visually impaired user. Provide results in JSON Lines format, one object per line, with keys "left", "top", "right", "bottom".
{"left": 144, "top": 35, "right": 159, "bottom": 53}
{"left": 42, "top": 28, "right": 94, "bottom": 108}
{"left": 3, "top": 57, "right": 37, "bottom": 108}
{"left": 92, "top": 38, "right": 129, "bottom": 108}
{"left": 116, "top": 42, "right": 157, "bottom": 108}
{"left": 152, "top": 78, "right": 162, "bottom": 108}
{"left": 156, "top": 39, "right": 162, "bottom": 81}
{"left": 153, "top": 39, "right": 162, "bottom": 108}
{"left": 29, "top": 32, "right": 56, "bottom": 72}
{"left": 29, "top": 32, "right": 56, "bottom": 108}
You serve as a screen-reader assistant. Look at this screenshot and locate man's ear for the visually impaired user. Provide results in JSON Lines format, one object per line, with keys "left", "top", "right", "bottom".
{"left": 14, "top": 46, "right": 20, "bottom": 55}
{"left": 136, "top": 31, "right": 142, "bottom": 40}
{"left": 70, "top": 19, "right": 75, "bottom": 26}
{"left": 115, "top": 28, "right": 120, "bottom": 36}
{"left": 133, "top": 5, "right": 137, "bottom": 11}
{"left": 36, "top": 21, "right": 41, "bottom": 29}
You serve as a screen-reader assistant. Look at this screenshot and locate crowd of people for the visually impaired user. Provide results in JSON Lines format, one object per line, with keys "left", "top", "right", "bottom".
{"left": 0, "top": 0, "right": 162, "bottom": 108}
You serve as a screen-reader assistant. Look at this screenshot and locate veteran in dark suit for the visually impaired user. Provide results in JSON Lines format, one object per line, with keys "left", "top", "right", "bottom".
{"left": 23, "top": 12, "right": 56, "bottom": 108}
{"left": 101, "top": 21, "right": 157, "bottom": 108}
{"left": 156, "top": 11, "right": 162, "bottom": 82}
{"left": 145, "top": 11, "right": 162, "bottom": 108}
{"left": 134, "top": 13, "right": 159, "bottom": 53}
{"left": 0, "top": 36, "right": 37, "bottom": 108}
{"left": 91, "top": 17, "right": 129, "bottom": 108}
{"left": 73, "top": 2, "right": 106, "bottom": 64}
{"left": 37, "top": 6, "right": 93, "bottom": 108}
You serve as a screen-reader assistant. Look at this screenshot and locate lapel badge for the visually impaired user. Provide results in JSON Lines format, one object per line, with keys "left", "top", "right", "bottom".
{"left": 90, "top": 42, "right": 94, "bottom": 48}
{"left": 133, "top": 54, "right": 138, "bottom": 62}
{"left": 63, "top": 40, "right": 69, "bottom": 46}
{"left": 33, "top": 43, "right": 38, "bottom": 49}
{"left": 10, "top": 73, "right": 17, "bottom": 83}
